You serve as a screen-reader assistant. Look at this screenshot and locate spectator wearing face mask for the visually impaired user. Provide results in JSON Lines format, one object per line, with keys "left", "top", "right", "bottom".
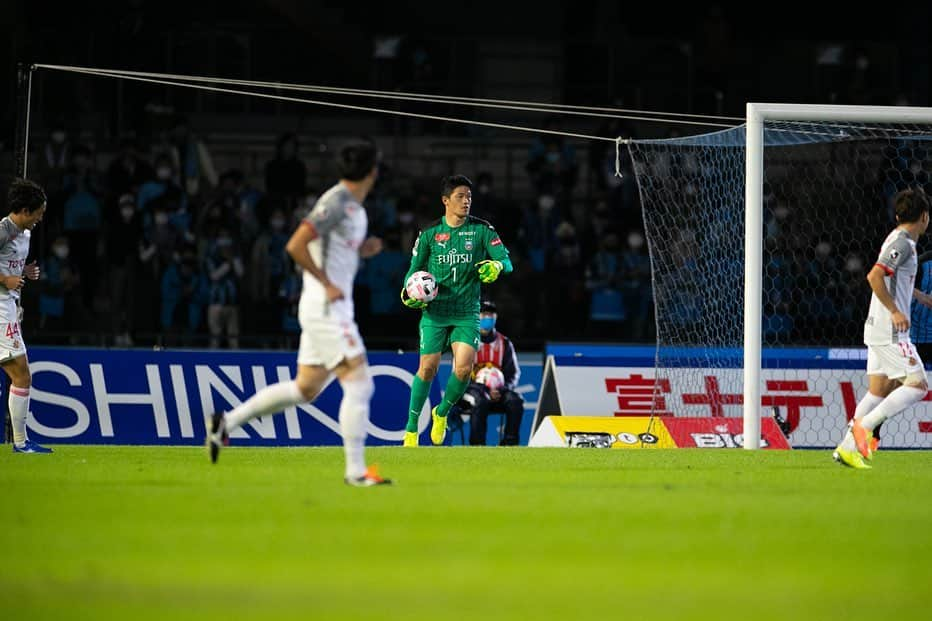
{"left": 548, "top": 220, "right": 587, "bottom": 336}
{"left": 164, "top": 114, "right": 218, "bottom": 198}
{"left": 160, "top": 245, "right": 207, "bottom": 346}
{"left": 359, "top": 227, "right": 408, "bottom": 329}
{"left": 585, "top": 232, "right": 625, "bottom": 337}
{"left": 36, "top": 122, "right": 71, "bottom": 199}
{"left": 105, "top": 194, "right": 144, "bottom": 346}
{"left": 106, "top": 136, "right": 155, "bottom": 198}
{"left": 205, "top": 228, "right": 243, "bottom": 349}
{"left": 218, "top": 169, "right": 263, "bottom": 248}
{"left": 137, "top": 153, "right": 187, "bottom": 218}
{"left": 517, "top": 193, "right": 560, "bottom": 273}
{"left": 147, "top": 203, "right": 181, "bottom": 278}
{"left": 247, "top": 207, "right": 290, "bottom": 327}
{"left": 525, "top": 118, "right": 579, "bottom": 199}
{"left": 620, "top": 229, "right": 653, "bottom": 341}
{"left": 61, "top": 144, "right": 103, "bottom": 312}
{"left": 40, "top": 236, "right": 85, "bottom": 336}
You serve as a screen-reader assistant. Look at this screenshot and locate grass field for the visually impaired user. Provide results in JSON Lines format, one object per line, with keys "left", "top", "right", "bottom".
{"left": 1, "top": 446, "right": 931, "bottom": 621}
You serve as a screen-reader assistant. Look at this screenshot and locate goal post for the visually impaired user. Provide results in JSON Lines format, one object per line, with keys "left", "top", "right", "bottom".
{"left": 629, "top": 103, "right": 932, "bottom": 450}
{"left": 744, "top": 103, "right": 932, "bottom": 448}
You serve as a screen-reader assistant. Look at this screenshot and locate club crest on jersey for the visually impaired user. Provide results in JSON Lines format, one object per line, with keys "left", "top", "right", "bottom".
{"left": 464, "top": 239, "right": 473, "bottom": 251}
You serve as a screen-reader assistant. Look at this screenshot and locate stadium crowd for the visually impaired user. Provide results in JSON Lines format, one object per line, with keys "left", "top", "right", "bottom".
{"left": 17, "top": 114, "right": 655, "bottom": 350}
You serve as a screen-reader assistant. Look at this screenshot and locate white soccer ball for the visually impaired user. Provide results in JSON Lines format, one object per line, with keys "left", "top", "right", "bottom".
{"left": 475, "top": 366, "right": 505, "bottom": 391}
{"left": 405, "top": 270, "right": 438, "bottom": 303}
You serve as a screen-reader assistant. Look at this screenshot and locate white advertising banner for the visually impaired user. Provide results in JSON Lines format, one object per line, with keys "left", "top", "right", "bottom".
{"left": 533, "top": 356, "right": 932, "bottom": 449}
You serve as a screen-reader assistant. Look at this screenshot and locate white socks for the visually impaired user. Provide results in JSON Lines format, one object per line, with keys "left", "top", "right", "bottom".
{"left": 854, "top": 392, "right": 884, "bottom": 420}
{"left": 221, "top": 370, "right": 376, "bottom": 481}
{"left": 840, "top": 386, "right": 927, "bottom": 451}
{"left": 9, "top": 386, "right": 29, "bottom": 445}
{"left": 339, "top": 373, "right": 374, "bottom": 479}
{"left": 860, "top": 385, "right": 926, "bottom": 431}
{"left": 225, "top": 381, "right": 304, "bottom": 432}
{"left": 839, "top": 392, "right": 884, "bottom": 451}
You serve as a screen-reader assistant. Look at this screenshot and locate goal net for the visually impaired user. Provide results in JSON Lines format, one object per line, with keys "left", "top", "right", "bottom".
{"left": 628, "top": 104, "right": 932, "bottom": 448}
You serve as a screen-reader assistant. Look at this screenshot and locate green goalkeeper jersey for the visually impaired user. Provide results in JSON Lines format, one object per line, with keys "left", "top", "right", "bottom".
{"left": 404, "top": 215, "right": 511, "bottom": 319}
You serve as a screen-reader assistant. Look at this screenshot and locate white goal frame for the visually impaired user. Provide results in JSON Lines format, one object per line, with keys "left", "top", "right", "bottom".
{"left": 743, "top": 103, "right": 932, "bottom": 448}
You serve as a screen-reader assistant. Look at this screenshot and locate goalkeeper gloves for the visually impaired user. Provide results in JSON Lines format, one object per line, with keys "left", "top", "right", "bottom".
{"left": 477, "top": 260, "right": 503, "bottom": 283}
{"left": 400, "top": 287, "right": 427, "bottom": 310}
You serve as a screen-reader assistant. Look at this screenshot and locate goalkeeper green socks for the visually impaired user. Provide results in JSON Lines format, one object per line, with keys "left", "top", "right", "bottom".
{"left": 405, "top": 375, "right": 431, "bottom": 432}
{"left": 436, "top": 373, "right": 470, "bottom": 418}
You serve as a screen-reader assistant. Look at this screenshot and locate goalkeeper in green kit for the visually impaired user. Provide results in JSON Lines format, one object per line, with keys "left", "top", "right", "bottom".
{"left": 400, "top": 175, "right": 513, "bottom": 446}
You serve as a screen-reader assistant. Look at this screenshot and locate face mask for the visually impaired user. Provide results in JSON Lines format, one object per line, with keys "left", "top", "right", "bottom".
{"left": 538, "top": 195, "right": 555, "bottom": 211}
{"left": 479, "top": 317, "right": 496, "bottom": 331}
{"left": 51, "top": 131, "right": 66, "bottom": 144}
{"left": 121, "top": 207, "right": 135, "bottom": 221}
{"left": 478, "top": 184, "right": 490, "bottom": 194}
{"left": 398, "top": 212, "right": 414, "bottom": 225}
{"left": 53, "top": 245, "right": 69, "bottom": 259}
{"left": 156, "top": 167, "right": 172, "bottom": 180}
{"left": 627, "top": 232, "right": 644, "bottom": 250}
{"left": 154, "top": 213, "right": 169, "bottom": 226}
{"left": 270, "top": 218, "right": 285, "bottom": 230}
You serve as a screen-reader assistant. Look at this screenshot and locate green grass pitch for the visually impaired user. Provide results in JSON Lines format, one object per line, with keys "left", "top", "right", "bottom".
{"left": 1, "top": 446, "right": 930, "bottom": 621}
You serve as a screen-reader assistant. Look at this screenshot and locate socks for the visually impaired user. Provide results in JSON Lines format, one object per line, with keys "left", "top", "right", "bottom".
{"left": 861, "top": 385, "right": 926, "bottom": 431}
{"left": 854, "top": 392, "right": 884, "bottom": 420}
{"left": 225, "top": 381, "right": 304, "bottom": 432}
{"left": 339, "top": 373, "right": 374, "bottom": 479}
{"left": 406, "top": 375, "right": 431, "bottom": 432}
{"left": 9, "top": 386, "right": 29, "bottom": 445}
{"left": 839, "top": 392, "right": 885, "bottom": 451}
{"left": 435, "top": 373, "right": 470, "bottom": 418}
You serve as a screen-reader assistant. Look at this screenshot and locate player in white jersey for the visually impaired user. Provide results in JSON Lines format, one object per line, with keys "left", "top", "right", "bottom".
{"left": 1, "top": 179, "right": 49, "bottom": 453}
{"left": 834, "top": 187, "right": 932, "bottom": 469}
{"left": 205, "top": 138, "right": 391, "bottom": 486}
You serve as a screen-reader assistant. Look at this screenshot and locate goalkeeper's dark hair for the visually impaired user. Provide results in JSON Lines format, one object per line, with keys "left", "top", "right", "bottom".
{"left": 441, "top": 175, "right": 473, "bottom": 198}
{"left": 894, "top": 186, "right": 931, "bottom": 223}
{"left": 336, "top": 137, "right": 378, "bottom": 181}
{"left": 7, "top": 178, "right": 47, "bottom": 214}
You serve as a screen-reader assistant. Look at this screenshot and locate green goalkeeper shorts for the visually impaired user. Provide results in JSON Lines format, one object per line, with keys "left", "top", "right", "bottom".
{"left": 418, "top": 313, "right": 480, "bottom": 355}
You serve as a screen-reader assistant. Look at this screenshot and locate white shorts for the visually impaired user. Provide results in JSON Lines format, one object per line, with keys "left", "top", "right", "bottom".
{"left": 297, "top": 317, "right": 366, "bottom": 370}
{"left": 0, "top": 298, "right": 26, "bottom": 362}
{"left": 866, "top": 341, "right": 926, "bottom": 382}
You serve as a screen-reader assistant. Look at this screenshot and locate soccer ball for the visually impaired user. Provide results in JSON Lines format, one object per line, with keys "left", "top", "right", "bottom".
{"left": 405, "top": 270, "right": 438, "bottom": 303}
{"left": 475, "top": 366, "right": 505, "bottom": 391}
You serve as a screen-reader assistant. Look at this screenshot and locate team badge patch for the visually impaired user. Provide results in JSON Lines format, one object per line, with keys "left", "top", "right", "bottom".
{"left": 465, "top": 240, "right": 473, "bottom": 251}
